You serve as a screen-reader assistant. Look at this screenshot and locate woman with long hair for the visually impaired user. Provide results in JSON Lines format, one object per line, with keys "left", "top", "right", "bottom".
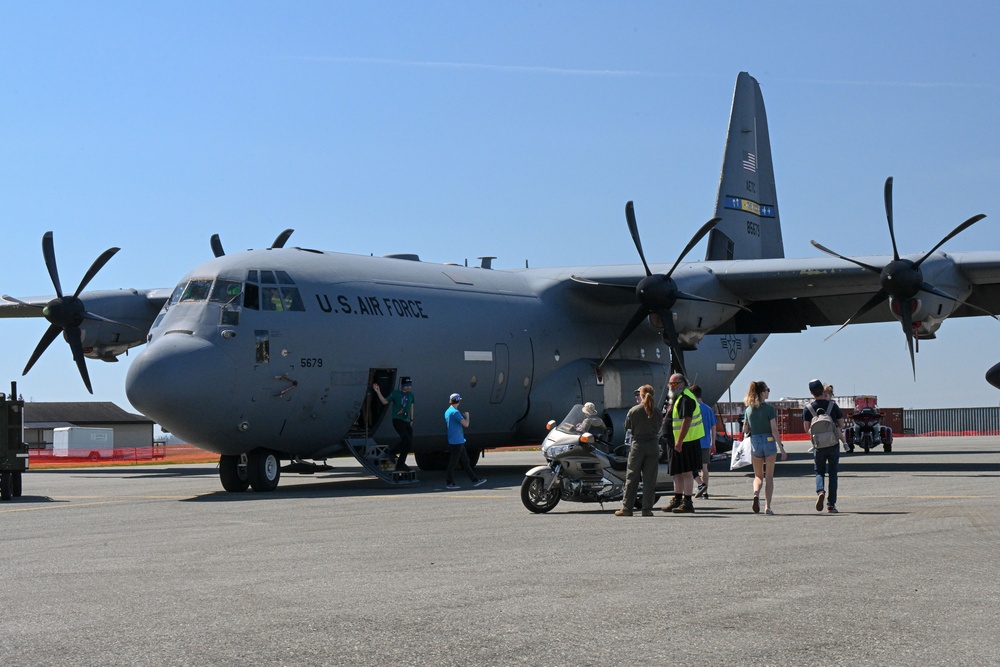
{"left": 615, "top": 385, "right": 662, "bottom": 517}
{"left": 743, "top": 380, "right": 786, "bottom": 514}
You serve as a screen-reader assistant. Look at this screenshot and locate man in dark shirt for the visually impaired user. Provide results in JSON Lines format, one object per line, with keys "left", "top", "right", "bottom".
{"left": 802, "top": 379, "right": 845, "bottom": 513}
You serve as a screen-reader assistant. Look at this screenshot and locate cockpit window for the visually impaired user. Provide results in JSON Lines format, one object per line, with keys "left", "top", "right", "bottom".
{"left": 167, "top": 283, "right": 185, "bottom": 307}
{"left": 261, "top": 286, "right": 305, "bottom": 311}
{"left": 210, "top": 280, "right": 243, "bottom": 304}
{"left": 242, "top": 270, "right": 305, "bottom": 312}
{"left": 180, "top": 280, "right": 213, "bottom": 302}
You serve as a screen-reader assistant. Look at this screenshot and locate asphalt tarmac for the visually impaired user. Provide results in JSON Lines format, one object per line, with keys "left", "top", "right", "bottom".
{"left": 2, "top": 436, "right": 998, "bottom": 667}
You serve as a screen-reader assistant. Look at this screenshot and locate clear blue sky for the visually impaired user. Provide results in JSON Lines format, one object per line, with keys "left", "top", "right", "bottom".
{"left": 2, "top": 1, "right": 999, "bottom": 412}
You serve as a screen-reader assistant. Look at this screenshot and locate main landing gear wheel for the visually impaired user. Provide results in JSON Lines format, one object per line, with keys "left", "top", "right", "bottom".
{"left": 247, "top": 449, "right": 281, "bottom": 492}
{"left": 520, "top": 476, "right": 561, "bottom": 513}
{"left": 415, "top": 450, "right": 450, "bottom": 472}
{"left": 219, "top": 454, "right": 250, "bottom": 492}
{"left": 12, "top": 472, "right": 22, "bottom": 498}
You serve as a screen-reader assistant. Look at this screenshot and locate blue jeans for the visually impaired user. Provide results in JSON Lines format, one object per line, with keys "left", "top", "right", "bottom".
{"left": 814, "top": 445, "right": 840, "bottom": 505}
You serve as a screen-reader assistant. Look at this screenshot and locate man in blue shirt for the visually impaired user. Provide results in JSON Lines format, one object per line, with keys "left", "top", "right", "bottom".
{"left": 691, "top": 385, "right": 718, "bottom": 499}
{"left": 444, "top": 393, "right": 486, "bottom": 490}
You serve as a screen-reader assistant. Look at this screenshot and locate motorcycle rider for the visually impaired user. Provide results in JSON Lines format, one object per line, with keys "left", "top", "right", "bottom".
{"left": 579, "top": 402, "right": 608, "bottom": 448}
{"left": 615, "top": 385, "right": 662, "bottom": 517}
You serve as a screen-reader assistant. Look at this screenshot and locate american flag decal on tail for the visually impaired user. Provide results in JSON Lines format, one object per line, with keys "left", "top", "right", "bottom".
{"left": 742, "top": 151, "right": 757, "bottom": 173}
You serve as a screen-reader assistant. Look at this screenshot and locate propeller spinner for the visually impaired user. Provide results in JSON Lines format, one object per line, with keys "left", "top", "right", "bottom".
{"left": 591, "top": 201, "right": 747, "bottom": 377}
{"left": 2, "top": 232, "right": 123, "bottom": 393}
{"left": 810, "top": 176, "right": 990, "bottom": 378}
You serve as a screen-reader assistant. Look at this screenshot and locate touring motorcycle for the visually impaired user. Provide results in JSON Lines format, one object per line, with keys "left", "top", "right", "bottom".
{"left": 520, "top": 404, "right": 673, "bottom": 513}
{"left": 848, "top": 397, "right": 893, "bottom": 453}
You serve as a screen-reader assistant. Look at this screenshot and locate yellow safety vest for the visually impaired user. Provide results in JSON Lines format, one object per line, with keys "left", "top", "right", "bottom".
{"left": 672, "top": 388, "right": 705, "bottom": 443}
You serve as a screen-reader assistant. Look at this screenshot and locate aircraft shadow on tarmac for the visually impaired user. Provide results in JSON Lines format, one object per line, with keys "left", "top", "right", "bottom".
{"left": 180, "top": 463, "right": 534, "bottom": 503}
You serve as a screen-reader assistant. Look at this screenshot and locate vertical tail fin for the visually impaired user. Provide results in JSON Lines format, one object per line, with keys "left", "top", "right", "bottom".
{"left": 705, "top": 72, "right": 784, "bottom": 261}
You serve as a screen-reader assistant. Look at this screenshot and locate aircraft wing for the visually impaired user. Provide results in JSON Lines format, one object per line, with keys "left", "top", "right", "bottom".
{"left": 710, "top": 251, "right": 1000, "bottom": 334}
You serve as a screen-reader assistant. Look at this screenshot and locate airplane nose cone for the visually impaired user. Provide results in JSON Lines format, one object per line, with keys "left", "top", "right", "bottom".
{"left": 126, "top": 334, "right": 237, "bottom": 444}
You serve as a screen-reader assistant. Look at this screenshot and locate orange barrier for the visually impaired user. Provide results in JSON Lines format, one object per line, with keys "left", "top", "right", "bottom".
{"left": 29, "top": 445, "right": 218, "bottom": 469}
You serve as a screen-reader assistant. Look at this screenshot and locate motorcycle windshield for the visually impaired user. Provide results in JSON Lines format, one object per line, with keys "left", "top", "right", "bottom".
{"left": 554, "top": 405, "right": 589, "bottom": 435}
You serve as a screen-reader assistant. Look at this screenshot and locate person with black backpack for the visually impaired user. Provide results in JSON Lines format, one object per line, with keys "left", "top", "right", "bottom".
{"left": 802, "top": 379, "right": 846, "bottom": 513}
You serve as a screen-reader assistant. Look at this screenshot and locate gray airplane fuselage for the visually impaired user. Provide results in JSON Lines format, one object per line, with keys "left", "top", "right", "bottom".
{"left": 125, "top": 248, "right": 759, "bottom": 458}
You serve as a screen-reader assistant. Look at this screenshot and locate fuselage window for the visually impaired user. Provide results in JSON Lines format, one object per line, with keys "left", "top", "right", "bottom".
{"left": 180, "top": 280, "right": 213, "bottom": 302}
{"left": 210, "top": 280, "right": 243, "bottom": 304}
{"left": 281, "top": 287, "right": 305, "bottom": 311}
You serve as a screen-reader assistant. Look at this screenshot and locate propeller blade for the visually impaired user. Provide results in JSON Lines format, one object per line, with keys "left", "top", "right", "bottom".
{"left": 884, "top": 177, "right": 900, "bottom": 262}
{"left": 914, "top": 214, "right": 987, "bottom": 268}
{"left": 599, "top": 305, "right": 651, "bottom": 368}
{"left": 210, "top": 234, "right": 225, "bottom": 258}
{"left": 823, "top": 288, "right": 889, "bottom": 342}
{"left": 1, "top": 295, "right": 44, "bottom": 309}
{"left": 81, "top": 310, "right": 142, "bottom": 330}
{"left": 42, "top": 232, "right": 64, "bottom": 298}
{"left": 675, "top": 291, "right": 752, "bottom": 313}
{"left": 271, "top": 229, "right": 294, "bottom": 249}
{"left": 657, "top": 308, "right": 687, "bottom": 377}
{"left": 72, "top": 247, "right": 120, "bottom": 299}
{"left": 986, "top": 361, "right": 1000, "bottom": 390}
{"left": 665, "top": 217, "right": 722, "bottom": 279}
{"left": 810, "top": 240, "right": 883, "bottom": 274}
{"left": 898, "top": 296, "right": 917, "bottom": 380}
{"left": 22, "top": 323, "right": 62, "bottom": 376}
{"left": 65, "top": 326, "right": 94, "bottom": 394}
{"left": 625, "top": 201, "right": 653, "bottom": 277}
{"left": 916, "top": 282, "right": 999, "bottom": 320}
{"left": 569, "top": 275, "right": 638, "bottom": 289}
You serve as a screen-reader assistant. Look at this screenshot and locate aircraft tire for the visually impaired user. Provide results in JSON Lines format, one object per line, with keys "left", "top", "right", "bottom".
{"left": 520, "top": 476, "right": 560, "bottom": 513}
{"left": 248, "top": 449, "right": 281, "bottom": 492}
{"left": 0, "top": 472, "right": 10, "bottom": 501}
{"left": 466, "top": 448, "right": 482, "bottom": 470}
{"left": 219, "top": 454, "right": 250, "bottom": 492}
{"left": 415, "top": 450, "right": 450, "bottom": 472}
{"left": 12, "top": 472, "right": 22, "bottom": 498}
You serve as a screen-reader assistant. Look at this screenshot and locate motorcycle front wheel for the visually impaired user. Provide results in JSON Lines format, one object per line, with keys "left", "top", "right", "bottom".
{"left": 520, "top": 476, "right": 561, "bottom": 513}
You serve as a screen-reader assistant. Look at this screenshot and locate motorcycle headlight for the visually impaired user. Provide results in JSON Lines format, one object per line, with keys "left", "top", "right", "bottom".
{"left": 544, "top": 443, "right": 575, "bottom": 457}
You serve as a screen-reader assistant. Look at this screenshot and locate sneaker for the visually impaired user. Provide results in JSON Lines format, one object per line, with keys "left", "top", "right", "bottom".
{"left": 765, "top": 508, "right": 775, "bottom": 515}
{"left": 446, "top": 483, "right": 460, "bottom": 490}
{"left": 641, "top": 509, "right": 654, "bottom": 517}
{"left": 827, "top": 504, "right": 838, "bottom": 513}
{"left": 752, "top": 495, "right": 760, "bottom": 514}
{"left": 472, "top": 478, "right": 487, "bottom": 487}
{"left": 614, "top": 508, "right": 633, "bottom": 517}
{"left": 695, "top": 484, "right": 707, "bottom": 498}
{"left": 816, "top": 491, "right": 826, "bottom": 512}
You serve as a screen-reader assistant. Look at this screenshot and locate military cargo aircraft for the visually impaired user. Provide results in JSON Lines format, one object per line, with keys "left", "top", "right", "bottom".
{"left": 3, "top": 72, "right": 999, "bottom": 492}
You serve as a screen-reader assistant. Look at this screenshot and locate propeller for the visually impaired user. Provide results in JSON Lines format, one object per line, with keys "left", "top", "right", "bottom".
{"left": 591, "top": 201, "right": 747, "bottom": 376}
{"left": 810, "top": 176, "right": 990, "bottom": 378}
{"left": 2, "top": 232, "right": 123, "bottom": 394}
{"left": 210, "top": 229, "right": 295, "bottom": 257}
